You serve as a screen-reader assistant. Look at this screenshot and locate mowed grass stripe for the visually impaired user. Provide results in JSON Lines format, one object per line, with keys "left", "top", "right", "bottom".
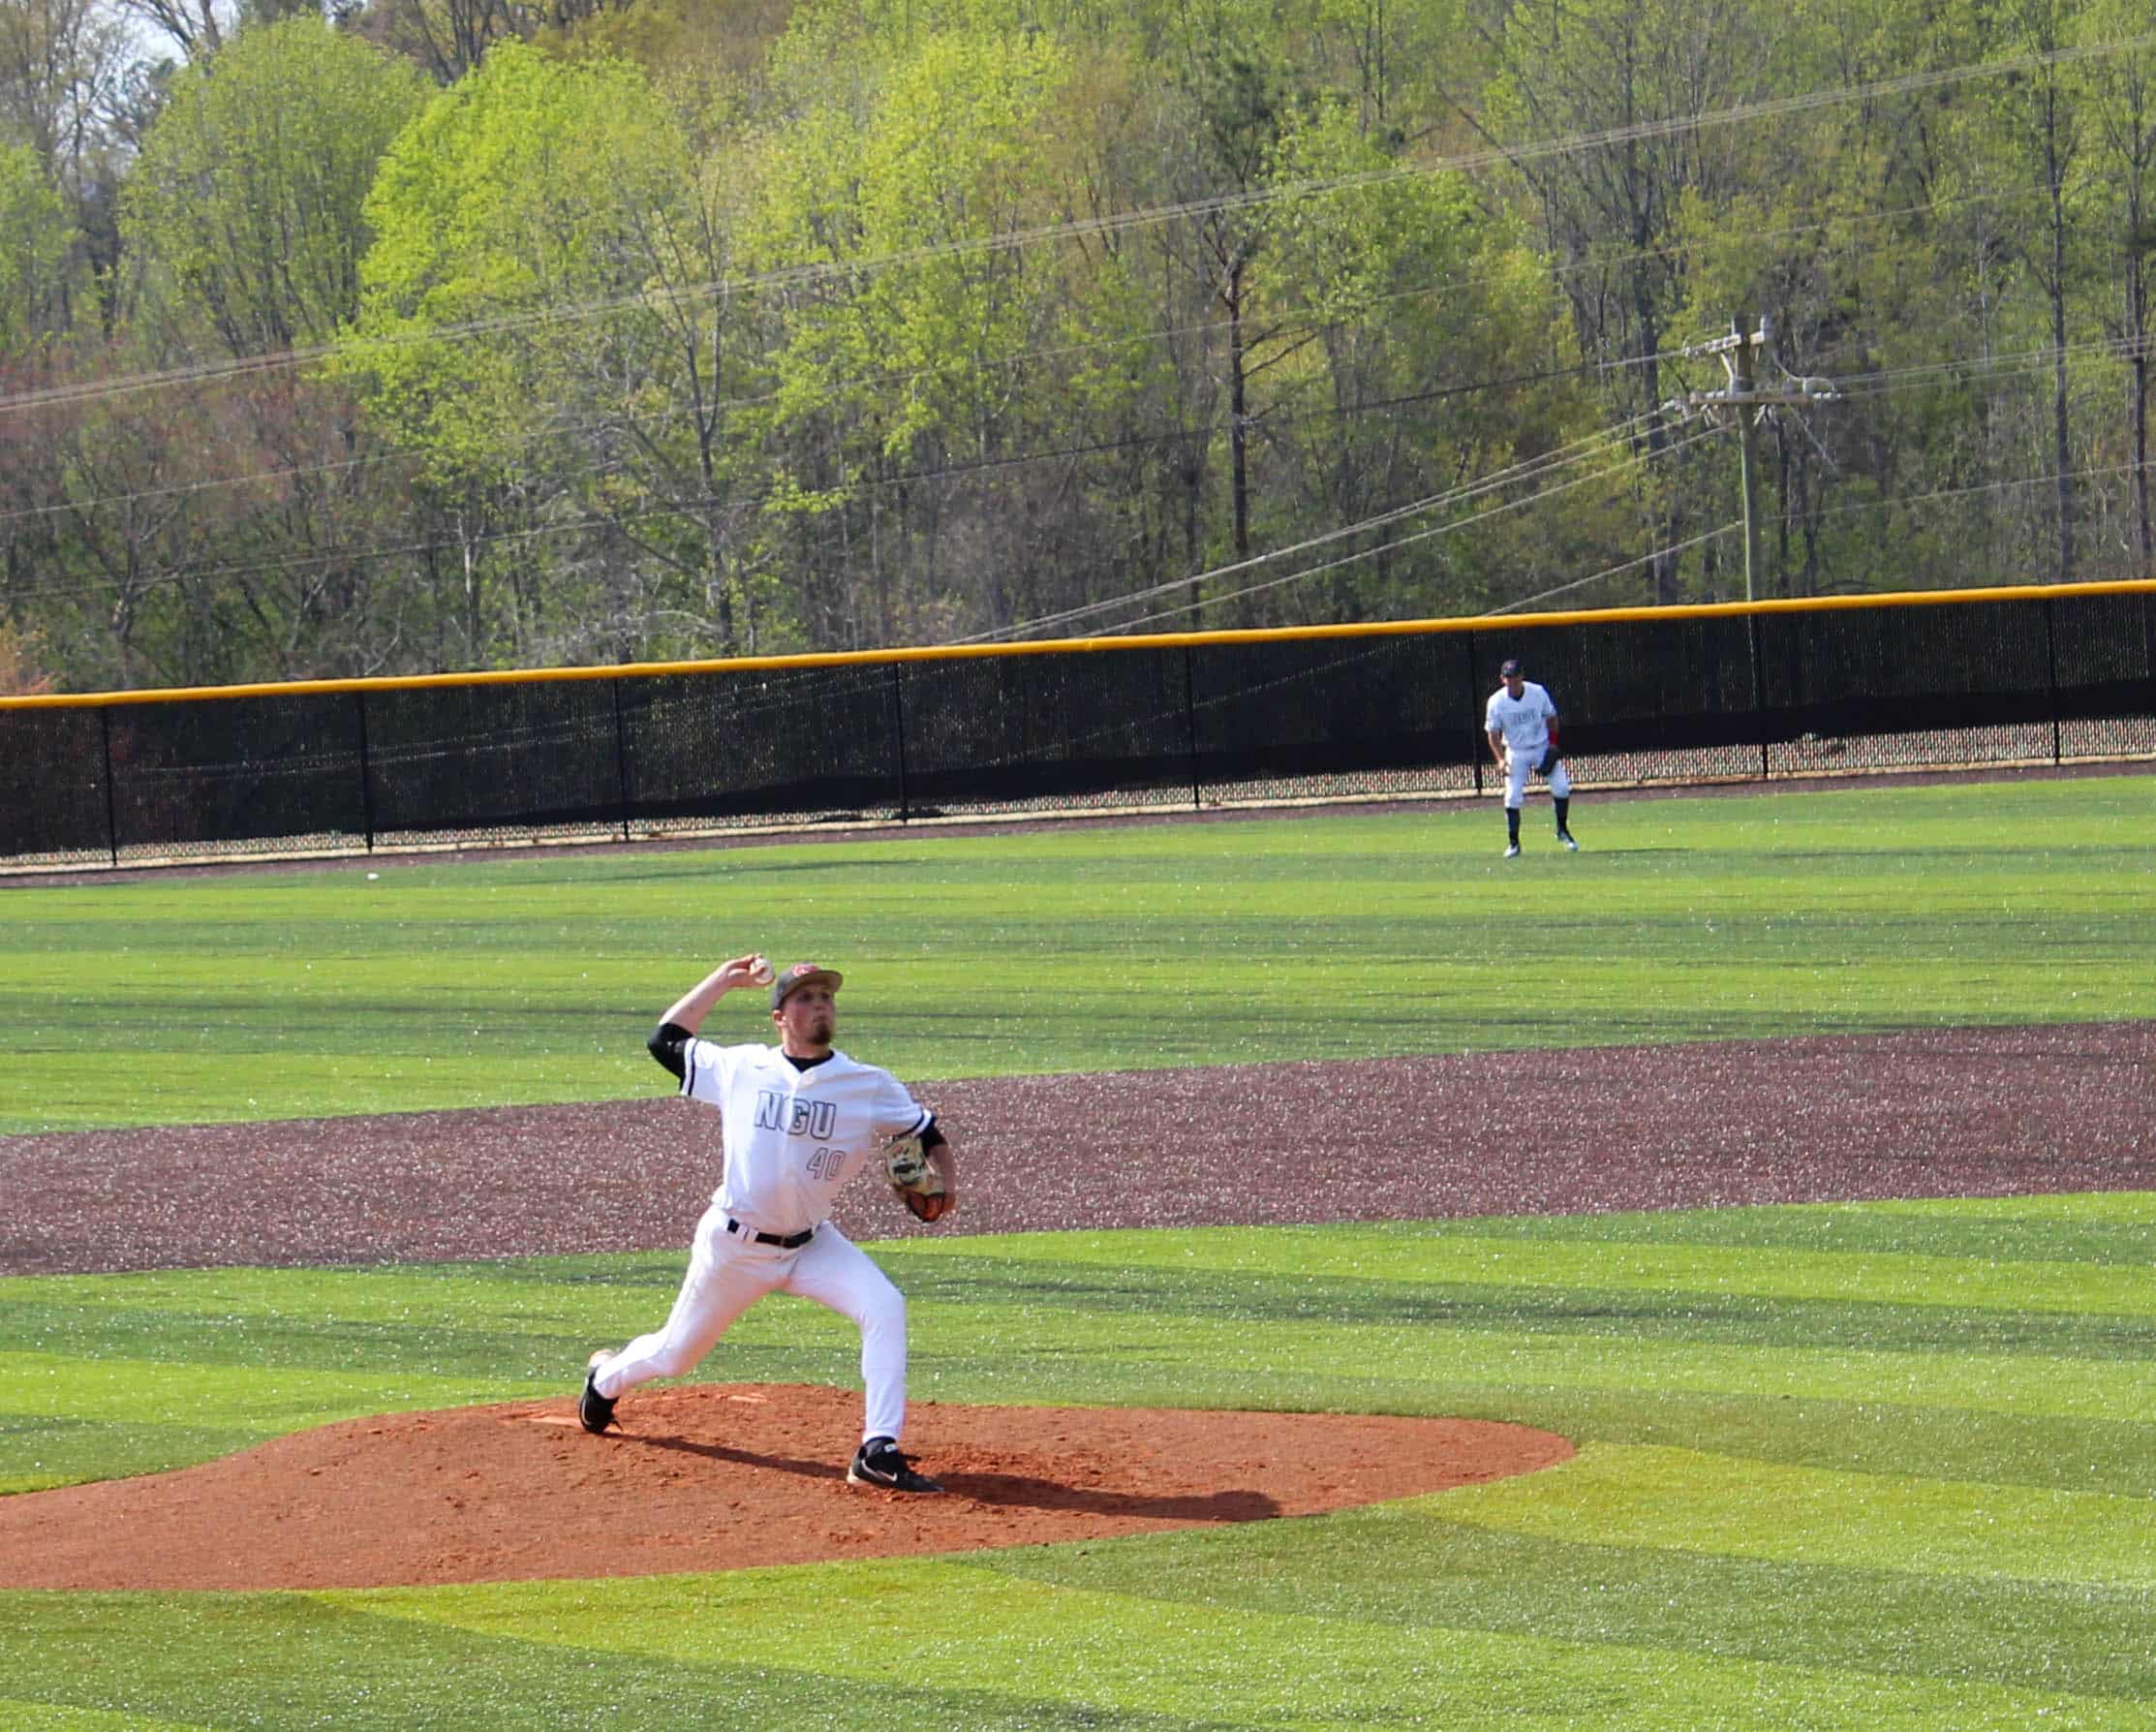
{"left": 1398, "top": 1192, "right": 2156, "bottom": 1265}
{"left": 0, "top": 1349, "right": 531, "bottom": 1440}
{"left": 0, "top": 1417, "right": 283, "bottom": 1497}
{"left": 0, "top": 1587, "right": 1230, "bottom": 1732}
{"left": 0, "top": 1702, "right": 208, "bottom": 1731}
{"left": 901, "top": 1222, "right": 2156, "bottom": 1315}
{"left": 909, "top": 1307, "right": 2156, "bottom": 1426}
{"left": 1867, "top": 1192, "right": 2156, "bottom": 1223}
{"left": 899, "top": 1257, "right": 2156, "bottom": 1359}
{"left": 1430, "top": 1441, "right": 2156, "bottom": 1585}
{"left": 14, "top": 1243, "right": 2153, "bottom": 1383}
{"left": 11, "top": 1208, "right": 2148, "bottom": 1378}
{"left": 974, "top": 1508, "right": 2156, "bottom": 1702}
{"left": 322, "top": 1548, "right": 2154, "bottom": 1727}
{"left": 11, "top": 1230, "right": 2156, "bottom": 1406}
{"left": 5, "top": 1201, "right": 2154, "bottom": 1446}
{"left": 5, "top": 778, "right": 2152, "bottom": 1133}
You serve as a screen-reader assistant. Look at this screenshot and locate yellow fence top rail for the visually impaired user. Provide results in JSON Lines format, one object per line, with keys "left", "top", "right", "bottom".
{"left": 5, "top": 578, "right": 2153, "bottom": 712}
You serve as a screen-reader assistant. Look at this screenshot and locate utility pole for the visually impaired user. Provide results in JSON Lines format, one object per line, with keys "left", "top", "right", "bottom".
{"left": 1676, "top": 316, "right": 1841, "bottom": 603}
{"left": 1733, "top": 320, "right": 1763, "bottom": 603}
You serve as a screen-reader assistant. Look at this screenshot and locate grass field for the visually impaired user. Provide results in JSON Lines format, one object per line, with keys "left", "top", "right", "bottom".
{"left": 4, "top": 776, "right": 2153, "bottom": 1728}
{"left": 5, "top": 1198, "right": 2154, "bottom": 1727}
{"left": 3, "top": 777, "right": 2152, "bottom": 1135}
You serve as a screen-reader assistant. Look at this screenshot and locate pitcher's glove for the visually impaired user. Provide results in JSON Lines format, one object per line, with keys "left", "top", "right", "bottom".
{"left": 884, "top": 1133, "right": 950, "bottom": 1222}
{"left": 1538, "top": 746, "right": 1562, "bottom": 773}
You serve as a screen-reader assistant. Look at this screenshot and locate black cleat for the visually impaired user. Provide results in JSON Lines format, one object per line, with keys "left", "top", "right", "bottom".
{"left": 579, "top": 1363, "right": 618, "bottom": 1435}
{"left": 847, "top": 1436, "right": 942, "bottom": 1494}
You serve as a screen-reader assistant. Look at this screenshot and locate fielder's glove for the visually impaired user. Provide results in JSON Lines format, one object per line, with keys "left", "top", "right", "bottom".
{"left": 1537, "top": 746, "right": 1562, "bottom": 774}
{"left": 884, "top": 1133, "right": 950, "bottom": 1222}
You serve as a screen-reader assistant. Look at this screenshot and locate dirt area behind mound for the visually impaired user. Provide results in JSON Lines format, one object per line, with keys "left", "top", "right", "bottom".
{"left": 2, "top": 1383, "right": 1572, "bottom": 1592}
{"left": 4, "top": 1022, "right": 2149, "bottom": 1275}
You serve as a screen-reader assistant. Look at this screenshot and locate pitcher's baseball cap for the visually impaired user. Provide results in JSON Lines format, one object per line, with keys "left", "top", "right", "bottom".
{"left": 771, "top": 962, "right": 844, "bottom": 1009}
{"left": 1499, "top": 658, "right": 1523, "bottom": 678}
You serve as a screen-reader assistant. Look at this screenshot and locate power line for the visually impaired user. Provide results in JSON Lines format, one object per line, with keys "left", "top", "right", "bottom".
{"left": 1487, "top": 522, "right": 1740, "bottom": 615}
{"left": 8, "top": 317, "right": 2142, "bottom": 617}
{"left": 0, "top": 157, "right": 2098, "bottom": 529}
{"left": 0, "top": 400, "right": 1643, "bottom": 603}
{"left": 3, "top": 296, "right": 2116, "bottom": 538}
{"left": 12, "top": 322, "right": 2139, "bottom": 620}
{"left": 982, "top": 418, "right": 1726, "bottom": 640}
{"left": 4, "top": 30, "right": 2147, "bottom": 420}
{"left": 1125, "top": 424, "right": 1731, "bottom": 634}
{"left": 952, "top": 413, "right": 1661, "bottom": 642}
{"left": 0, "top": 319, "right": 1668, "bottom": 530}
{"left": 1823, "top": 332, "right": 2153, "bottom": 400}
{"left": 1, "top": 167, "right": 2069, "bottom": 523}
{"left": 1801, "top": 456, "right": 2152, "bottom": 522}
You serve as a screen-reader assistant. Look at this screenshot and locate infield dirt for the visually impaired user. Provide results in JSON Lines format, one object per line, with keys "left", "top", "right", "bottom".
{"left": 4, "top": 1019, "right": 2148, "bottom": 1590}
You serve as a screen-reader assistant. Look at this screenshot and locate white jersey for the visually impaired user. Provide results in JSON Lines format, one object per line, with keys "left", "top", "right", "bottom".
{"left": 1485, "top": 681, "right": 1558, "bottom": 756}
{"left": 679, "top": 1040, "right": 933, "bottom": 1236}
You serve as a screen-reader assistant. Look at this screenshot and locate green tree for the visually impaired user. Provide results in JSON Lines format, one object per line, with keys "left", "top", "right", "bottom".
{"left": 122, "top": 16, "right": 429, "bottom": 359}
{"left": 342, "top": 40, "right": 773, "bottom": 664}
{"left": 0, "top": 0, "right": 130, "bottom": 330}
{"left": 0, "top": 614, "right": 53, "bottom": 692}
{"left": 55, "top": 18, "right": 440, "bottom": 689}
{"left": 1989, "top": 0, "right": 2088, "bottom": 583}
{"left": 1258, "top": 100, "right": 1597, "bottom": 619}
{"left": 1178, "top": 43, "right": 1303, "bottom": 577}
{"left": 0, "top": 137, "right": 73, "bottom": 355}
{"left": 0, "top": 0, "right": 127, "bottom": 187}
{"left": 748, "top": 21, "right": 1071, "bottom": 639}
{"left": 1, "top": 139, "right": 79, "bottom": 667}
{"left": 1479, "top": 0, "right": 1783, "bottom": 603}
{"left": 2076, "top": 0, "right": 2156, "bottom": 572}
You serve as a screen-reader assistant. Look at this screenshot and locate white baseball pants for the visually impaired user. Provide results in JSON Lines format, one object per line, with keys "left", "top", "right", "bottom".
{"left": 592, "top": 1203, "right": 909, "bottom": 1443}
{"left": 1503, "top": 749, "right": 1572, "bottom": 810}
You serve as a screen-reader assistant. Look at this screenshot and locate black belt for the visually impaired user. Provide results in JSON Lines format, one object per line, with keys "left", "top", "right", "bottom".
{"left": 727, "top": 1219, "right": 815, "bottom": 1250}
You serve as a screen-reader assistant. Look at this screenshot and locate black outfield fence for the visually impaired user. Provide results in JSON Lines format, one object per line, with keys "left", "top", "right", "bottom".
{"left": 4, "top": 582, "right": 2152, "bottom": 872}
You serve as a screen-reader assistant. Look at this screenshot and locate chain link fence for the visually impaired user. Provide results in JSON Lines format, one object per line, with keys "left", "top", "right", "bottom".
{"left": 4, "top": 584, "right": 2151, "bottom": 873}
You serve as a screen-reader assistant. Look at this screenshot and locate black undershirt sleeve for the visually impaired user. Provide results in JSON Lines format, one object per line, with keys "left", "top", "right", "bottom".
{"left": 648, "top": 1021, "right": 692, "bottom": 1079}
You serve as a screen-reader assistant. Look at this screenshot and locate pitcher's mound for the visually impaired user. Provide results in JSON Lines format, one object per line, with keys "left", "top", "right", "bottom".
{"left": 7, "top": 1382, "right": 1573, "bottom": 1591}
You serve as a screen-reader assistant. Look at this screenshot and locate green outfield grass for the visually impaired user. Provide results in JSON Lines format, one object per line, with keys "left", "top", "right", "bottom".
{"left": 2, "top": 775, "right": 2152, "bottom": 1134}
{"left": 4, "top": 1193, "right": 2154, "bottom": 1727}
{"left": 5, "top": 774, "right": 2153, "bottom": 1727}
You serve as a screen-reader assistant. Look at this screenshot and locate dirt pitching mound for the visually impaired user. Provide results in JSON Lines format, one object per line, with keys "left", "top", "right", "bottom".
{"left": 4, "top": 1382, "right": 1572, "bottom": 1592}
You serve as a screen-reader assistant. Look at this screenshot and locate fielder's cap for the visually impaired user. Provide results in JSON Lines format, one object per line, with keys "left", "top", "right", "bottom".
{"left": 771, "top": 962, "right": 843, "bottom": 1009}
{"left": 1500, "top": 658, "right": 1523, "bottom": 678}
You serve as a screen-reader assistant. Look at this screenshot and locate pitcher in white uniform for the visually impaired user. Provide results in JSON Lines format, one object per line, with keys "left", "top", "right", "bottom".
{"left": 1484, "top": 657, "right": 1579, "bottom": 858}
{"left": 578, "top": 955, "right": 957, "bottom": 1494}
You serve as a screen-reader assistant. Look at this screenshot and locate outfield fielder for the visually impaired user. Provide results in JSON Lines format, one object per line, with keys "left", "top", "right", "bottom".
{"left": 1485, "top": 657, "right": 1578, "bottom": 857}
{"left": 578, "top": 955, "right": 957, "bottom": 1494}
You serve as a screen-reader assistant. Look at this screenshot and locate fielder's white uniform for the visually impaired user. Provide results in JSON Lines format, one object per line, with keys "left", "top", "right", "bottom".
{"left": 590, "top": 1039, "right": 934, "bottom": 1444}
{"left": 1485, "top": 679, "right": 1573, "bottom": 808}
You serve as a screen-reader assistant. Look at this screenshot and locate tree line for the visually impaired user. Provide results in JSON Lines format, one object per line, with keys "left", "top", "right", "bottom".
{"left": 1, "top": 0, "right": 2150, "bottom": 692}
